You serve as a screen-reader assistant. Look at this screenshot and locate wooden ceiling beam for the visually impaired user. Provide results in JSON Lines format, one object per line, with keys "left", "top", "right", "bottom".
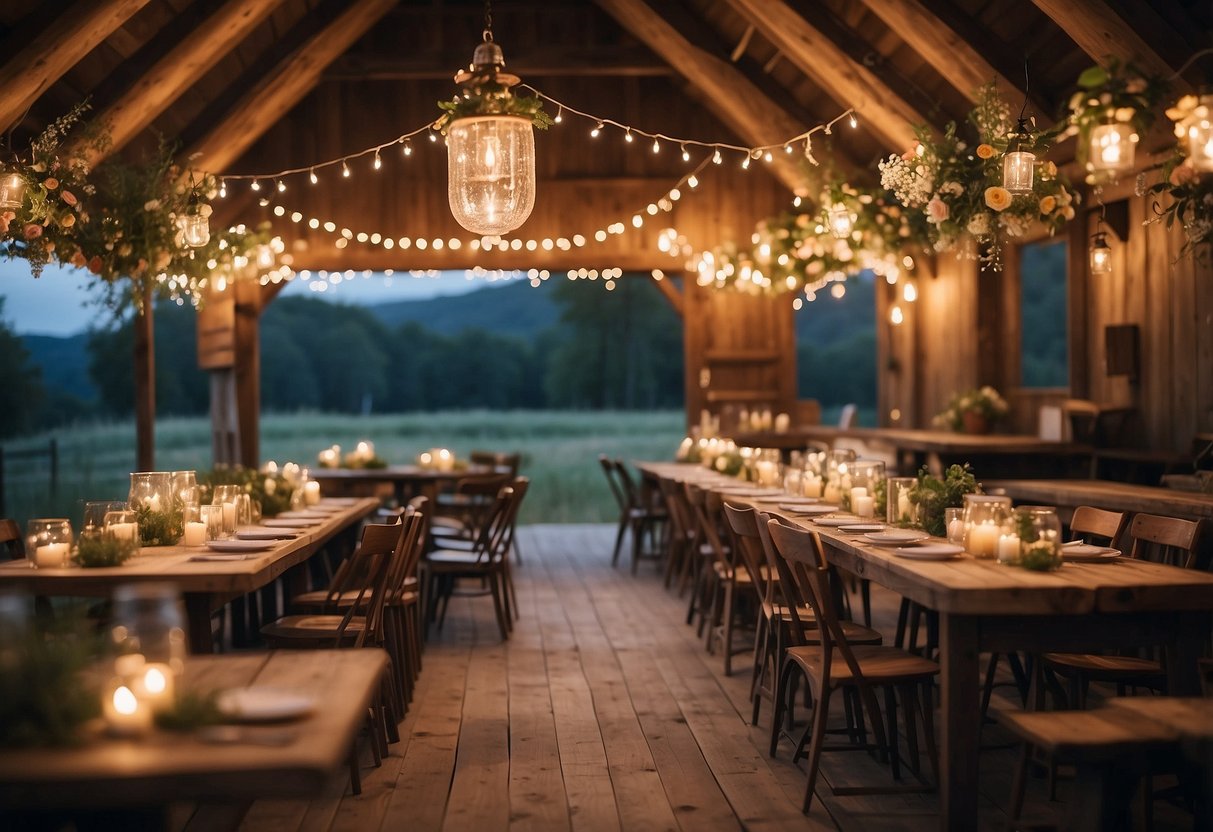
{"left": 858, "top": 0, "right": 1050, "bottom": 118}
{"left": 185, "top": 0, "right": 397, "bottom": 175}
{"left": 81, "top": 0, "right": 288, "bottom": 165}
{"left": 1029, "top": 0, "right": 1179, "bottom": 81}
{"left": 0, "top": 0, "right": 151, "bottom": 133}
{"left": 593, "top": 0, "right": 810, "bottom": 195}
{"left": 324, "top": 45, "right": 676, "bottom": 81}
{"left": 723, "top": 0, "right": 924, "bottom": 150}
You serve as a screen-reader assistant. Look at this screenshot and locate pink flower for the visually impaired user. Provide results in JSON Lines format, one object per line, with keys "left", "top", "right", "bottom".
{"left": 23, "top": 223, "right": 42, "bottom": 239}
{"left": 926, "top": 195, "right": 950, "bottom": 224}
{"left": 43, "top": 177, "right": 58, "bottom": 190}
{"left": 70, "top": 250, "right": 86, "bottom": 268}
{"left": 88, "top": 256, "right": 103, "bottom": 274}
{"left": 60, "top": 190, "right": 77, "bottom": 206}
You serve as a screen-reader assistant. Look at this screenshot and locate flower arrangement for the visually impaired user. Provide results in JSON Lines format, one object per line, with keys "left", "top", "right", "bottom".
{"left": 933, "top": 386, "right": 1009, "bottom": 433}
{"left": 909, "top": 463, "right": 980, "bottom": 538}
{"left": 1063, "top": 59, "right": 1165, "bottom": 184}
{"left": 1146, "top": 94, "right": 1213, "bottom": 259}
{"left": 435, "top": 84, "right": 553, "bottom": 133}
{"left": 712, "top": 447, "right": 744, "bottom": 477}
{"left": 880, "top": 84, "right": 1075, "bottom": 271}
{"left": 199, "top": 465, "right": 295, "bottom": 518}
{"left": 697, "top": 181, "right": 928, "bottom": 296}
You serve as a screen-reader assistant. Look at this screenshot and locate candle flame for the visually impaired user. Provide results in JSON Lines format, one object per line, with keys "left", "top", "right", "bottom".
{"left": 114, "top": 685, "right": 138, "bottom": 715}
{"left": 144, "top": 667, "right": 167, "bottom": 695}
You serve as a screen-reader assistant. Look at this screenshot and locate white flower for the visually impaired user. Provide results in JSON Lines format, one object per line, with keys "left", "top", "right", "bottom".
{"left": 263, "top": 477, "right": 276, "bottom": 496}
{"left": 966, "top": 213, "right": 990, "bottom": 236}
{"left": 144, "top": 199, "right": 161, "bottom": 211}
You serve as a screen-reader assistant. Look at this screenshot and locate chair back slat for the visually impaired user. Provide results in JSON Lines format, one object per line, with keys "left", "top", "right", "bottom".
{"left": 334, "top": 521, "right": 405, "bottom": 648}
{"left": 721, "top": 501, "right": 771, "bottom": 604}
{"left": 754, "top": 510, "right": 814, "bottom": 643}
{"left": 612, "top": 459, "right": 644, "bottom": 508}
{"left": 1127, "top": 513, "right": 1210, "bottom": 570}
{"left": 0, "top": 519, "right": 24, "bottom": 560}
{"left": 1070, "top": 506, "right": 1127, "bottom": 546}
{"left": 685, "top": 483, "right": 728, "bottom": 568}
{"left": 598, "top": 455, "right": 629, "bottom": 513}
{"left": 657, "top": 477, "right": 692, "bottom": 543}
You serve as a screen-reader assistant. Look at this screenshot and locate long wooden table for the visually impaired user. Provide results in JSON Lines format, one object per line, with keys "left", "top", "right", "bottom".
{"left": 732, "top": 426, "right": 1085, "bottom": 478}
{"left": 638, "top": 461, "right": 1213, "bottom": 831}
{"left": 0, "top": 649, "right": 386, "bottom": 817}
{"left": 313, "top": 464, "right": 492, "bottom": 504}
{"left": 0, "top": 497, "right": 379, "bottom": 653}
{"left": 987, "top": 478, "right": 1213, "bottom": 522}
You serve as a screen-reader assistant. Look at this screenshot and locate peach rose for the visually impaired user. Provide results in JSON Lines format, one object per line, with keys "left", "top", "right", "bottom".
{"left": 60, "top": 190, "right": 77, "bottom": 206}
{"left": 71, "top": 249, "right": 87, "bottom": 268}
{"left": 23, "top": 223, "right": 42, "bottom": 239}
{"left": 984, "top": 186, "right": 1012, "bottom": 212}
{"left": 1038, "top": 196, "right": 1057, "bottom": 214}
{"left": 60, "top": 213, "right": 75, "bottom": 228}
{"left": 926, "top": 195, "right": 950, "bottom": 224}
{"left": 88, "top": 256, "right": 103, "bottom": 274}
{"left": 976, "top": 144, "right": 996, "bottom": 159}
{"left": 44, "top": 177, "right": 59, "bottom": 190}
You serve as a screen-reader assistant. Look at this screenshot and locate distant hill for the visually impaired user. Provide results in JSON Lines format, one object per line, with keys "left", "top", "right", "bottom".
{"left": 367, "top": 278, "right": 561, "bottom": 338}
{"left": 22, "top": 332, "right": 95, "bottom": 400}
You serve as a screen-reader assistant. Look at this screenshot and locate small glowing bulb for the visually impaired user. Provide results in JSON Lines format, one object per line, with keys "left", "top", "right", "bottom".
{"left": 849, "top": 112, "right": 858, "bottom": 129}
{"left": 793, "top": 195, "right": 802, "bottom": 208}
{"left": 428, "top": 131, "right": 438, "bottom": 142}
{"left": 652, "top": 138, "right": 660, "bottom": 154}
{"left": 903, "top": 282, "right": 917, "bottom": 302}
{"left": 591, "top": 121, "right": 603, "bottom": 138}
{"left": 113, "top": 685, "right": 138, "bottom": 715}
{"left": 890, "top": 305, "right": 904, "bottom": 325}
{"left": 250, "top": 179, "right": 261, "bottom": 191}
{"left": 712, "top": 149, "right": 722, "bottom": 164}
{"left": 276, "top": 179, "right": 286, "bottom": 192}
{"left": 741, "top": 155, "right": 751, "bottom": 170}
{"left": 687, "top": 174, "right": 699, "bottom": 188}
{"left": 402, "top": 139, "right": 413, "bottom": 156}
{"left": 681, "top": 143, "right": 690, "bottom": 162}
{"left": 624, "top": 129, "right": 633, "bottom": 143}
{"left": 144, "top": 666, "right": 167, "bottom": 694}
{"left": 554, "top": 106, "right": 563, "bottom": 123}
{"left": 341, "top": 161, "right": 351, "bottom": 178}
{"left": 373, "top": 152, "right": 382, "bottom": 170}
{"left": 309, "top": 169, "right": 318, "bottom": 185}
{"left": 218, "top": 180, "right": 226, "bottom": 198}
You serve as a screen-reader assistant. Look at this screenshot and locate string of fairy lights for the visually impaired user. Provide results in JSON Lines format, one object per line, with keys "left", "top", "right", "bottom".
{"left": 210, "top": 90, "right": 862, "bottom": 296}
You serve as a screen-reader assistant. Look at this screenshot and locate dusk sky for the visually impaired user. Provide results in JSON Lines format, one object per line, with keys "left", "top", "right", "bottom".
{"left": 0, "top": 261, "right": 503, "bottom": 336}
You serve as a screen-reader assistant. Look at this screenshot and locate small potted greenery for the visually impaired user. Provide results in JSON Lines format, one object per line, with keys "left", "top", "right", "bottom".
{"left": 909, "top": 464, "right": 981, "bottom": 538}
{"left": 933, "top": 386, "right": 1009, "bottom": 434}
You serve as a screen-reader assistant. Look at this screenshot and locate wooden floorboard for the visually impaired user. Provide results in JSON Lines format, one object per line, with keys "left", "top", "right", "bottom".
{"left": 232, "top": 523, "right": 1195, "bottom": 832}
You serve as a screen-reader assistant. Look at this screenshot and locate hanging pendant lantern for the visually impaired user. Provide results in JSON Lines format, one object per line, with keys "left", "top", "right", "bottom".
{"left": 1088, "top": 122, "right": 1136, "bottom": 177}
{"left": 827, "top": 203, "right": 854, "bottom": 239}
{"left": 1179, "top": 94, "right": 1213, "bottom": 173}
{"left": 0, "top": 166, "right": 27, "bottom": 210}
{"left": 445, "top": 12, "right": 536, "bottom": 237}
{"left": 1002, "top": 119, "right": 1036, "bottom": 194}
{"left": 1089, "top": 231, "right": 1112, "bottom": 275}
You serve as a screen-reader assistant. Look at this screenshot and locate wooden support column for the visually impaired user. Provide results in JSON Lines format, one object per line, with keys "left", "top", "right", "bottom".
{"left": 0, "top": 0, "right": 151, "bottom": 132}
{"left": 233, "top": 280, "right": 262, "bottom": 468}
{"left": 133, "top": 282, "right": 155, "bottom": 471}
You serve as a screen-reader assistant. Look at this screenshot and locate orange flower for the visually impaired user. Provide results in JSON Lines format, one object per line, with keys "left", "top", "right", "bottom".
{"left": 44, "top": 177, "right": 59, "bottom": 190}
{"left": 60, "top": 190, "right": 77, "bottom": 206}
{"left": 88, "top": 256, "right": 103, "bottom": 274}
{"left": 71, "top": 249, "right": 86, "bottom": 268}
{"left": 976, "top": 144, "right": 996, "bottom": 159}
{"left": 23, "top": 223, "right": 42, "bottom": 239}
{"left": 1038, "top": 196, "right": 1057, "bottom": 214}
{"left": 984, "top": 187, "right": 1012, "bottom": 212}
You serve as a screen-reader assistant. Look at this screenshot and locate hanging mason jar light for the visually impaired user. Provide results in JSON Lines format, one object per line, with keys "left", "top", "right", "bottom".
{"left": 827, "top": 203, "right": 854, "bottom": 239}
{"left": 0, "top": 164, "right": 27, "bottom": 210}
{"left": 1088, "top": 122, "right": 1137, "bottom": 177}
{"left": 1089, "top": 231, "right": 1112, "bottom": 275}
{"left": 1178, "top": 94, "right": 1213, "bottom": 173}
{"left": 175, "top": 193, "right": 211, "bottom": 248}
{"left": 1002, "top": 118, "right": 1036, "bottom": 193}
{"left": 444, "top": 4, "right": 537, "bottom": 237}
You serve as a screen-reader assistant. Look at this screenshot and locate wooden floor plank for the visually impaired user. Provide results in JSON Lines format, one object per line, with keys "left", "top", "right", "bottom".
{"left": 442, "top": 641, "right": 510, "bottom": 832}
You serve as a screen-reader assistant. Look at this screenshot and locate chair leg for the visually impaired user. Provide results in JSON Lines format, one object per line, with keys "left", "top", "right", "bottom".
{"left": 749, "top": 614, "right": 768, "bottom": 724}
{"left": 630, "top": 518, "right": 644, "bottom": 575}
{"left": 1009, "top": 742, "right": 1031, "bottom": 821}
{"left": 611, "top": 513, "right": 628, "bottom": 567}
{"left": 347, "top": 744, "right": 362, "bottom": 795}
{"left": 770, "top": 661, "right": 795, "bottom": 757}
{"left": 488, "top": 574, "right": 510, "bottom": 640}
{"left": 801, "top": 687, "right": 832, "bottom": 814}
{"left": 902, "top": 684, "right": 921, "bottom": 777}
{"left": 884, "top": 686, "right": 902, "bottom": 781}
{"left": 721, "top": 581, "right": 736, "bottom": 675}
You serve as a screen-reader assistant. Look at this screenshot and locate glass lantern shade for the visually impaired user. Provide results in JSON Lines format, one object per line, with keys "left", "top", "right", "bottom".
{"left": 1183, "top": 96, "right": 1213, "bottom": 173}
{"left": 827, "top": 203, "right": 854, "bottom": 239}
{"left": 0, "top": 169, "right": 26, "bottom": 210}
{"left": 176, "top": 213, "right": 210, "bottom": 248}
{"left": 1089, "top": 232, "right": 1112, "bottom": 274}
{"left": 447, "top": 115, "right": 536, "bottom": 236}
{"left": 1002, "top": 149, "right": 1036, "bottom": 193}
{"left": 1089, "top": 123, "right": 1136, "bottom": 175}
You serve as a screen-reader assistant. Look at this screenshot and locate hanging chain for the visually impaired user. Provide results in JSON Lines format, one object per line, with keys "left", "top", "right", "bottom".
{"left": 483, "top": 0, "right": 493, "bottom": 42}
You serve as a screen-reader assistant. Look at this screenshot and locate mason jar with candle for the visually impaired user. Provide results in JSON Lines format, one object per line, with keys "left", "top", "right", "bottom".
{"left": 83, "top": 501, "right": 127, "bottom": 535}
{"left": 823, "top": 449, "right": 856, "bottom": 506}
{"left": 111, "top": 583, "right": 186, "bottom": 713}
{"left": 26, "top": 519, "right": 73, "bottom": 568}
{"left": 1010, "top": 505, "right": 1063, "bottom": 571}
{"left": 129, "top": 472, "right": 182, "bottom": 547}
{"left": 211, "top": 484, "right": 241, "bottom": 538}
{"left": 887, "top": 477, "right": 919, "bottom": 526}
{"left": 171, "top": 470, "right": 198, "bottom": 508}
{"left": 754, "top": 448, "right": 782, "bottom": 488}
{"left": 961, "top": 494, "right": 1012, "bottom": 559}
{"left": 849, "top": 460, "right": 886, "bottom": 519}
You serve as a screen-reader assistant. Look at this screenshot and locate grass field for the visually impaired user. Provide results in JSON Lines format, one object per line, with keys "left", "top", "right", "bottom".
{"left": 1, "top": 410, "right": 686, "bottom": 529}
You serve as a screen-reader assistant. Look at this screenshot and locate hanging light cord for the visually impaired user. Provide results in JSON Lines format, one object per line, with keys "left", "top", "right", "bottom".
{"left": 482, "top": 0, "right": 493, "bottom": 42}
{"left": 1169, "top": 46, "right": 1213, "bottom": 81}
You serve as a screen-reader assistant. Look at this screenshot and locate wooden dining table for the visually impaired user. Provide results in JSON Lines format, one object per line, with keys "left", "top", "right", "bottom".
{"left": 312, "top": 463, "right": 494, "bottom": 504}
{"left": 0, "top": 648, "right": 386, "bottom": 821}
{"left": 0, "top": 497, "right": 379, "bottom": 653}
{"left": 987, "top": 478, "right": 1213, "bottom": 522}
{"left": 637, "top": 461, "right": 1213, "bottom": 832}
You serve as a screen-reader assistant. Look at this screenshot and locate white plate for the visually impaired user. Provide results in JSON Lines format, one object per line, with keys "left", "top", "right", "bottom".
{"left": 1063, "top": 545, "right": 1121, "bottom": 563}
{"left": 277, "top": 510, "right": 332, "bottom": 519}
{"left": 812, "top": 515, "right": 863, "bottom": 527}
{"left": 236, "top": 527, "right": 300, "bottom": 540}
{"left": 864, "top": 530, "right": 931, "bottom": 546}
{"left": 217, "top": 687, "right": 315, "bottom": 723}
{"left": 300, "top": 504, "right": 343, "bottom": 513}
{"left": 190, "top": 553, "right": 256, "bottom": 562}
{"left": 838, "top": 523, "right": 886, "bottom": 534}
{"left": 262, "top": 518, "right": 321, "bottom": 528}
{"left": 785, "top": 503, "right": 839, "bottom": 515}
{"left": 320, "top": 497, "right": 360, "bottom": 505}
{"left": 206, "top": 539, "right": 276, "bottom": 553}
{"left": 893, "top": 543, "right": 965, "bottom": 560}
{"left": 774, "top": 496, "right": 819, "bottom": 505}
{"left": 718, "top": 488, "right": 779, "bottom": 497}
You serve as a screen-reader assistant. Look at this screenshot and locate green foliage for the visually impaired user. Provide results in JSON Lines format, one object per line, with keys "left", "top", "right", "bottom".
{"left": 435, "top": 84, "right": 554, "bottom": 133}
{"left": 73, "top": 532, "right": 135, "bottom": 567}
{"left": 0, "top": 299, "right": 44, "bottom": 438}
{"left": 199, "top": 465, "right": 294, "bottom": 518}
{"left": 135, "top": 504, "right": 183, "bottom": 547}
{"left": 910, "top": 464, "right": 980, "bottom": 537}
{"left": 0, "top": 615, "right": 102, "bottom": 747}
{"left": 155, "top": 689, "right": 222, "bottom": 732}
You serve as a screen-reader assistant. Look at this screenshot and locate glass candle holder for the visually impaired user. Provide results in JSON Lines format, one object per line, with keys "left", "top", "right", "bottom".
{"left": 887, "top": 477, "right": 919, "bottom": 526}
{"left": 849, "top": 460, "right": 886, "bottom": 519}
{"left": 962, "top": 495, "right": 1012, "bottom": 559}
{"left": 1008, "top": 505, "right": 1062, "bottom": 571}
{"left": 111, "top": 583, "right": 186, "bottom": 713}
{"left": 180, "top": 503, "right": 206, "bottom": 547}
{"left": 753, "top": 448, "right": 782, "bottom": 488}
{"left": 171, "top": 470, "right": 198, "bottom": 508}
{"left": 26, "top": 519, "right": 73, "bottom": 568}
{"left": 211, "top": 484, "right": 241, "bottom": 538}
{"left": 823, "top": 449, "right": 856, "bottom": 505}
{"left": 102, "top": 508, "right": 141, "bottom": 560}
{"left": 83, "top": 501, "right": 127, "bottom": 535}
{"left": 129, "top": 472, "right": 182, "bottom": 546}
{"left": 199, "top": 504, "right": 224, "bottom": 542}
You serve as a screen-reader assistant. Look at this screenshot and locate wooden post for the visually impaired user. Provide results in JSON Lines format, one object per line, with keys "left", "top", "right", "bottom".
{"left": 233, "top": 279, "right": 261, "bottom": 468}
{"left": 133, "top": 282, "right": 156, "bottom": 471}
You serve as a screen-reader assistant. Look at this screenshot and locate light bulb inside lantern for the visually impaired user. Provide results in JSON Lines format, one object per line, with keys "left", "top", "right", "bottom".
{"left": 828, "top": 203, "right": 854, "bottom": 239}
{"left": 1089, "top": 232, "right": 1112, "bottom": 275}
{"left": 1089, "top": 123, "right": 1136, "bottom": 176}
{"left": 0, "top": 168, "right": 27, "bottom": 210}
{"left": 1185, "top": 99, "right": 1213, "bottom": 172}
{"left": 177, "top": 213, "right": 210, "bottom": 248}
{"left": 1003, "top": 149, "right": 1035, "bottom": 193}
{"left": 447, "top": 115, "right": 536, "bottom": 236}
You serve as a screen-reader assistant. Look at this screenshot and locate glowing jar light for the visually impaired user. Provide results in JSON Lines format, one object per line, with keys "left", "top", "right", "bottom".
{"left": 0, "top": 167, "right": 27, "bottom": 210}
{"left": 176, "top": 212, "right": 210, "bottom": 247}
{"left": 1181, "top": 95, "right": 1213, "bottom": 172}
{"left": 827, "top": 203, "right": 854, "bottom": 239}
{"left": 1088, "top": 123, "right": 1136, "bottom": 177}
{"left": 1002, "top": 119, "right": 1036, "bottom": 194}
{"left": 447, "top": 115, "right": 536, "bottom": 236}
{"left": 1089, "top": 232, "right": 1113, "bottom": 275}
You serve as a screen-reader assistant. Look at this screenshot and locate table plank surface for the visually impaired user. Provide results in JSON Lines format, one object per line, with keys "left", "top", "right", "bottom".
{"left": 733, "top": 427, "right": 1081, "bottom": 455}
{"left": 0, "top": 649, "right": 387, "bottom": 810}
{"left": 987, "top": 478, "right": 1213, "bottom": 521}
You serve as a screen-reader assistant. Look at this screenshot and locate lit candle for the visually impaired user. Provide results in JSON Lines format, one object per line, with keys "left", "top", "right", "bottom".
{"left": 108, "top": 522, "right": 137, "bottom": 542}
{"left": 947, "top": 517, "right": 965, "bottom": 544}
{"left": 136, "top": 663, "right": 176, "bottom": 713}
{"left": 897, "top": 491, "right": 912, "bottom": 521}
{"left": 304, "top": 480, "right": 321, "bottom": 506}
{"left": 850, "top": 486, "right": 868, "bottom": 511}
{"left": 802, "top": 474, "right": 823, "bottom": 498}
{"left": 34, "top": 543, "right": 68, "bottom": 568}
{"left": 823, "top": 480, "right": 841, "bottom": 504}
{"left": 221, "top": 501, "right": 236, "bottom": 531}
{"left": 104, "top": 682, "right": 153, "bottom": 737}
{"left": 967, "top": 522, "right": 1001, "bottom": 558}
{"left": 146, "top": 493, "right": 161, "bottom": 513}
{"left": 997, "top": 533, "right": 1021, "bottom": 564}
{"left": 182, "top": 521, "right": 206, "bottom": 547}
{"left": 783, "top": 468, "right": 801, "bottom": 494}
{"left": 774, "top": 412, "right": 790, "bottom": 434}
{"left": 755, "top": 460, "right": 778, "bottom": 487}
{"left": 437, "top": 449, "right": 454, "bottom": 472}
{"left": 854, "top": 495, "right": 875, "bottom": 518}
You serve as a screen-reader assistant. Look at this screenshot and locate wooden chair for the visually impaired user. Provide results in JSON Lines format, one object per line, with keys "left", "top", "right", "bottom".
{"left": 423, "top": 480, "right": 527, "bottom": 640}
{"left": 469, "top": 449, "right": 522, "bottom": 477}
{"left": 610, "top": 458, "right": 668, "bottom": 574}
{"left": 0, "top": 519, "right": 23, "bottom": 559}
{"left": 430, "top": 472, "right": 511, "bottom": 542}
{"left": 683, "top": 483, "right": 734, "bottom": 649}
{"left": 656, "top": 475, "right": 700, "bottom": 593}
{"left": 766, "top": 519, "right": 939, "bottom": 813}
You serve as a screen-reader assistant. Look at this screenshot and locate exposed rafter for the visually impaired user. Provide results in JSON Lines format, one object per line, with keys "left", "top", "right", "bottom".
{"left": 1030, "top": 0, "right": 1178, "bottom": 81}
{"left": 0, "top": 0, "right": 151, "bottom": 133}
{"left": 324, "top": 45, "right": 675, "bottom": 80}
{"left": 81, "top": 0, "right": 288, "bottom": 165}
{"left": 859, "top": 0, "right": 1049, "bottom": 119}
{"left": 723, "top": 0, "right": 924, "bottom": 150}
{"left": 593, "top": 0, "right": 811, "bottom": 195}
{"left": 185, "top": 0, "right": 397, "bottom": 174}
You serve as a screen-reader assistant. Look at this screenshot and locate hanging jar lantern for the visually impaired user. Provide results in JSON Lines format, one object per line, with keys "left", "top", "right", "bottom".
{"left": 1178, "top": 94, "right": 1213, "bottom": 173}
{"left": 0, "top": 165, "right": 27, "bottom": 210}
{"left": 1088, "top": 122, "right": 1137, "bottom": 177}
{"left": 1089, "top": 231, "right": 1112, "bottom": 274}
{"left": 444, "top": 9, "right": 537, "bottom": 237}
{"left": 1002, "top": 119, "right": 1036, "bottom": 193}
{"left": 827, "top": 203, "right": 854, "bottom": 239}
{"left": 175, "top": 190, "right": 211, "bottom": 248}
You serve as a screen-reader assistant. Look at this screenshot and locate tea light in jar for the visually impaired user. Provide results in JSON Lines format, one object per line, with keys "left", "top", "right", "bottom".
{"left": 947, "top": 516, "right": 965, "bottom": 543}
{"left": 436, "top": 449, "right": 454, "bottom": 472}
{"left": 755, "top": 460, "right": 778, "bottom": 487}
{"left": 802, "top": 474, "right": 823, "bottom": 498}
{"left": 108, "top": 522, "right": 137, "bottom": 542}
{"left": 997, "top": 532, "right": 1021, "bottom": 564}
{"left": 854, "top": 494, "right": 876, "bottom": 518}
{"left": 182, "top": 521, "right": 206, "bottom": 547}
{"left": 137, "top": 663, "right": 176, "bottom": 713}
{"left": 145, "top": 493, "right": 161, "bottom": 513}
{"left": 850, "top": 486, "right": 868, "bottom": 509}
{"left": 34, "top": 543, "right": 69, "bottom": 568}
{"left": 823, "top": 480, "right": 841, "bottom": 504}
{"left": 897, "top": 490, "right": 912, "bottom": 521}
{"left": 221, "top": 501, "right": 236, "bottom": 530}
{"left": 968, "top": 522, "right": 1000, "bottom": 558}
{"left": 304, "top": 480, "right": 321, "bottom": 506}
{"left": 104, "top": 682, "right": 153, "bottom": 737}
